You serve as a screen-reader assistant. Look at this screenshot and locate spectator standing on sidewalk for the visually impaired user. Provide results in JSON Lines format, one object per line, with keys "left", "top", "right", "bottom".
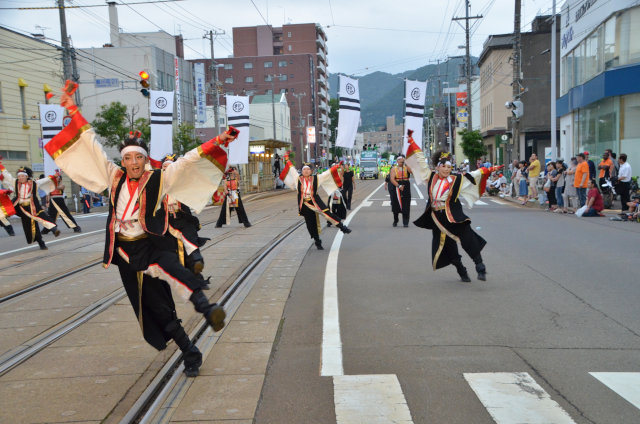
{"left": 527, "top": 153, "right": 541, "bottom": 202}
{"left": 574, "top": 153, "right": 590, "bottom": 207}
{"left": 553, "top": 160, "right": 566, "bottom": 213}
{"left": 598, "top": 152, "right": 614, "bottom": 189}
{"left": 518, "top": 161, "right": 529, "bottom": 204}
{"left": 584, "top": 151, "right": 596, "bottom": 180}
{"left": 582, "top": 179, "right": 605, "bottom": 217}
{"left": 544, "top": 162, "right": 557, "bottom": 210}
{"left": 617, "top": 153, "right": 632, "bottom": 212}
{"left": 564, "top": 157, "right": 577, "bottom": 211}
{"left": 80, "top": 186, "right": 91, "bottom": 213}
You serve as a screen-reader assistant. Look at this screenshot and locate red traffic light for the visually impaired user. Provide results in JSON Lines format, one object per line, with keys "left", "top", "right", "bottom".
{"left": 139, "top": 71, "right": 150, "bottom": 89}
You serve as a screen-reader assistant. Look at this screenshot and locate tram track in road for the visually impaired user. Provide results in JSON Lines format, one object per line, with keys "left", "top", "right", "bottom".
{"left": 0, "top": 209, "right": 289, "bottom": 377}
{"left": 0, "top": 191, "right": 293, "bottom": 302}
{"left": 121, "top": 219, "right": 305, "bottom": 424}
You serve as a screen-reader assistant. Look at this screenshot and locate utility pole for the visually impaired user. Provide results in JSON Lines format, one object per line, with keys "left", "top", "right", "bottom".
{"left": 267, "top": 74, "right": 285, "bottom": 140}
{"left": 293, "top": 92, "right": 306, "bottom": 165}
{"left": 453, "top": 0, "right": 482, "bottom": 130}
{"left": 204, "top": 29, "right": 225, "bottom": 136}
{"left": 512, "top": 0, "right": 522, "bottom": 160}
{"left": 550, "top": 0, "right": 557, "bottom": 161}
{"left": 57, "top": 0, "right": 71, "bottom": 81}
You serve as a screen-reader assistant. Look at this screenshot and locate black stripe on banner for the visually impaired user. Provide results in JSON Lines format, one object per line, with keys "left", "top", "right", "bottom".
{"left": 42, "top": 126, "right": 63, "bottom": 131}
{"left": 406, "top": 104, "right": 425, "bottom": 110}
{"left": 150, "top": 120, "right": 173, "bottom": 125}
{"left": 339, "top": 105, "right": 361, "bottom": 112}
{"left": 42, "top": 136, "right": 53, "bottom": 140}
{"left": 228, "top": 115, "right": 250, "bottom": 121}
{"left": 339, "top": 97, "right": 360, "bottom": 104}
{"left": 406, "top": 112, "right": 424, "bottom": 118}
{"left": 151, "top": 112, "right": 173, "bottom": 117}
{"left": 232, "top": 123, "right": 250, "bottom": 128}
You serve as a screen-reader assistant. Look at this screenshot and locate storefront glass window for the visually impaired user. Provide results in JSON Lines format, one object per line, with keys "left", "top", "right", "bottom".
{"left": 621, "top": 93, "right": 640, "bottom": 141}
{"left": 604, "top": 16, "right": 617, "bottom": 70}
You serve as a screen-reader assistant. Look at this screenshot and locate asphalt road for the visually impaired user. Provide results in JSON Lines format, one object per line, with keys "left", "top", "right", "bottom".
{"left": 256, "top": 180, "right": 640, "bottom": 424}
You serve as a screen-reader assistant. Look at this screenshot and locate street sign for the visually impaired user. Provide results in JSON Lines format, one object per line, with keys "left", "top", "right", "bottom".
{"left": 95, "top": 78, "right": 119, "bottom": 88}
{"left": 456, "top": 108, "right": 468, "bottom": 123}
{"left": 501, "top": 134, "right": 509, "bottom": 141}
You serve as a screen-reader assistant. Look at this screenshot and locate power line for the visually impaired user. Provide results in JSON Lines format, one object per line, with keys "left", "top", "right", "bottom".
{"left": 0, "top": 0, "right": 183, "bottom": 10}
{"left": 249, "top": 0, "right": 269, "bottom": 26}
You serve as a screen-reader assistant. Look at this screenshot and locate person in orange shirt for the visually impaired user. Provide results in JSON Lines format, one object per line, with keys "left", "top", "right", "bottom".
{"left": 598, "top": 152, "right": 614, "bottom": 188}
{"left": 574, "top": 153, "right": 590, "bottom": 207}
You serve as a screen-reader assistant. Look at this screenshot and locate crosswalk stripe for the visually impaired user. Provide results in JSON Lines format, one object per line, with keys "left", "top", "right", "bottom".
{"left": 464, "top": 372, "right": 576, "bottom": 423}
{"left": 334, "top": 375, "right": 413, "bottom": 423}
{"left": 590, "top": 372, "right": 640, "bottom": 410}
{"left": 382, "top": 200, "right": 417, "bottom": 207}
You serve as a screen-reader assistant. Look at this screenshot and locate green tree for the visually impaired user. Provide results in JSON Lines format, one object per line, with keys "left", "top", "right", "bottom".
{"left": 92, "top": 102, "right": 150, "bottom": 148}
{"left": 173, "top": 123, "right": 200, "bottom": 155}
{"left": 328, "top": 98, "right": 338, "bottom": 145}
{"left": 459, "top": 128, "right": 487, "bottom": 169}
{"left": 381, "top": 151, "right": 390, "bottom": 160}
{"left": 92, "top": 102, "right": 129, "bottom": 147}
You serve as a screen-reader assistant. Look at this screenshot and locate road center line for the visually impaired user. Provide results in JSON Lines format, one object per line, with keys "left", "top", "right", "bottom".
{"left": 0, "top": 229, "right": 104, "bottom": 257}
{"left": 321, "top": 183, "right": 383, "bottom": 377}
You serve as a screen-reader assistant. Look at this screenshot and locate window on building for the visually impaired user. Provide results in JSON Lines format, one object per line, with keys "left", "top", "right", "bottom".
{"left": 226, "top": 91, "right": 234, "bottom": 95}
{"left": 224, "top": 63, "right": 233, "bottom": 70}
{"left": 287, "top": 32, "right": 292, "bottom": 38}
{"left": 245, "top": 90, "right": 255, "bottom": 96}
{"left": 280, "top": 88, "right": 287, "bottom": 94}
{"left": 288, "top": 45, "right": 292, "bottom": 52}
{"left": 289, "top": 74, "right": 294, "bottom": 79}
{"left": 622, "top": 93, "right": 640, "bottom": 141}
{"left": 224, "top": 77, "right": 233, "bottom": 84}
{"left": 0, "top": 150, "right": 28, "bottom": 160}
{"left": 0, "top": 82, "right": 3, "bottom": 112}
{"left": 245, "top": 76, "right": 254, "bottom": 83}
{"left": 265, "top": 75, "right": 273, "bottom": 82}
{"left": 279, "top": 74, "right": 287, "bottom": 81}
{"left": 604, "top": 16, "right": 617, "bottom": 69}
{"left": 278, "top": 60, "right": 288, "bottom": 67}
{"left": 266, "top": 89, "right": 272, "bottom": 95}
{"left": 264, "top": 61, "right": 273, "bottom": 68}
{"left": 244, "top": 62, "right": 253, "bottom": 69}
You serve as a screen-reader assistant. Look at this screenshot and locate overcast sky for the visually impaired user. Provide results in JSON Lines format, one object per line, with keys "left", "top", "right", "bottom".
{"left": 1, "top": 0, "right": 558, "bottom": 75}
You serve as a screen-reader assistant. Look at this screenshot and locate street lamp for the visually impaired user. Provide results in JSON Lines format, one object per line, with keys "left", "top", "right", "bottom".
{"left": 443, "top": 82, "right": 453, "bottom": 150}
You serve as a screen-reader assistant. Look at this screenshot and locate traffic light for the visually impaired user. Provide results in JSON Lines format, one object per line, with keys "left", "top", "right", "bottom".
{"left": 511, "top": 100, "right": 523, "bottom": 119}
{"left": 139, "top": 70, "right": 150, "bottom": 97}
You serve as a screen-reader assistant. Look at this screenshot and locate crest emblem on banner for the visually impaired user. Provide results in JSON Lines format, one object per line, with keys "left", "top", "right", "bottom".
{"left": 233, "top": 101, "right": 244, "bottom": 112}
{"left": 45, "top": 111, "right": 57, "bottom": 122}
{"left": 346, "top": 83, "right": 356, "bottom": 95}
{"left": 411, "top": 88, "right": 420, "bottom": 101}
{"left": 155, "top": 97, "right": 168, "bottom": 109}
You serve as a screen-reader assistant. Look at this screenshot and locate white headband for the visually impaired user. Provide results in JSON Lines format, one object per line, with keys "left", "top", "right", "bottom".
{"left": 121, "top": 146, "right": 148, "bottom": 158}
{"left": 17, "top": 172, "right": 28, "bottom": 177}
{"left": 302, "top": 165, "right": 311, "bottom": 170}
{"left": 438, "top": 161, "right": 452, "bottom": 167}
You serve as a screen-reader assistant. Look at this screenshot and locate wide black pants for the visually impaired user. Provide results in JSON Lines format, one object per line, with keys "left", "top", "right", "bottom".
{"left": 15, "top": 205, "right": 54, "bottom": 244}
{"left": 48, "top": 197, "right": 79, "bottom": 229}
{"left": 300, "top": 198, "right": 342, "bottom": 240}
{"left": 389, "top": 180, "right": 411, "bottom": 225}
{"left": 116, "top": 237, "right": 208, "bottom": 350}
{"left": 429, "top": 212, "right": 486, "bottom": 270}
{"left": 618, "top": 181, "right": 631, "bottom": 211}
{"left": 216, "top": 196, "right": 249, "bottom": 226}
{"left": 343, "top": 186, "right": 353, "bottom": 210}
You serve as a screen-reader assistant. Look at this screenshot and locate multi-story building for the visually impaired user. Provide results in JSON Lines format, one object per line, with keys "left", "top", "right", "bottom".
{"left": 0, "top": 27, "right": 63, "bottom": 176}
{"left": 478, "top": 16, "right": 560, "bottom": 164}
{"left": 75, "top": 3, "right": 193, "bottom": 160}
{"left": 190, "top": 23, "right": 329, "bottom": 165}
{"left": 362, "top": 116, "right": 404, "bottom": 154}
{"left": 558, "top": 0, "right": 640, "bottom": 175}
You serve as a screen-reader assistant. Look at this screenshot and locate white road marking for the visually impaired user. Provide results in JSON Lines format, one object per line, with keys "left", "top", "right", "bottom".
{"left": 382, "top": 200, "right": 417, "bottom": 207}
{"left": 474, "top": 200, "right": 489, "bottom": 205}
{"left": 464, "top": 372, "right": 576, "bottom": 424}
{"left": 322, "top": 183, "right": 382, "bottom": 376}
{"left": 323, "top": 183, "right": 415, "bottom": 423}
{"left": 75, "top": 212, "right": 108, "bottom": 219}
{"left": 413, "top": 183, "right": 424, "bottom": 199}
{"left": 489, "top": 199, "right": 510, "bottom": 205}
{"left": 334, "top": 375, "right": 413, "bottom": 423}
{"left": 591, "top": 372, "right": 640, "bottom": 410}
{"left": 0, "top": 229, "right": 104, "bottom": 257}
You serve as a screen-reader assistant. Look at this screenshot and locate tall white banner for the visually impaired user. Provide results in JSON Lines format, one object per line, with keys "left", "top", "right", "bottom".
{"left": 174, "top": 56, "right": 182, "bottom": 125}
{"left": 226, "top": 95, "right": 250, "bottom": 165}
{"left": 403, "top": 79, "right": 427, "bottom": 155}
{"left": 149, "top": 90, "right": 174, "bottom": 168}
{"left": 194, "top": 62, "right": 206, "bottom": 124}
{"left": 39, "top": 104, "right": 65, "bottom": 176}
{"left": 336, "top": 75, "right": 360, "bottom": 149}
